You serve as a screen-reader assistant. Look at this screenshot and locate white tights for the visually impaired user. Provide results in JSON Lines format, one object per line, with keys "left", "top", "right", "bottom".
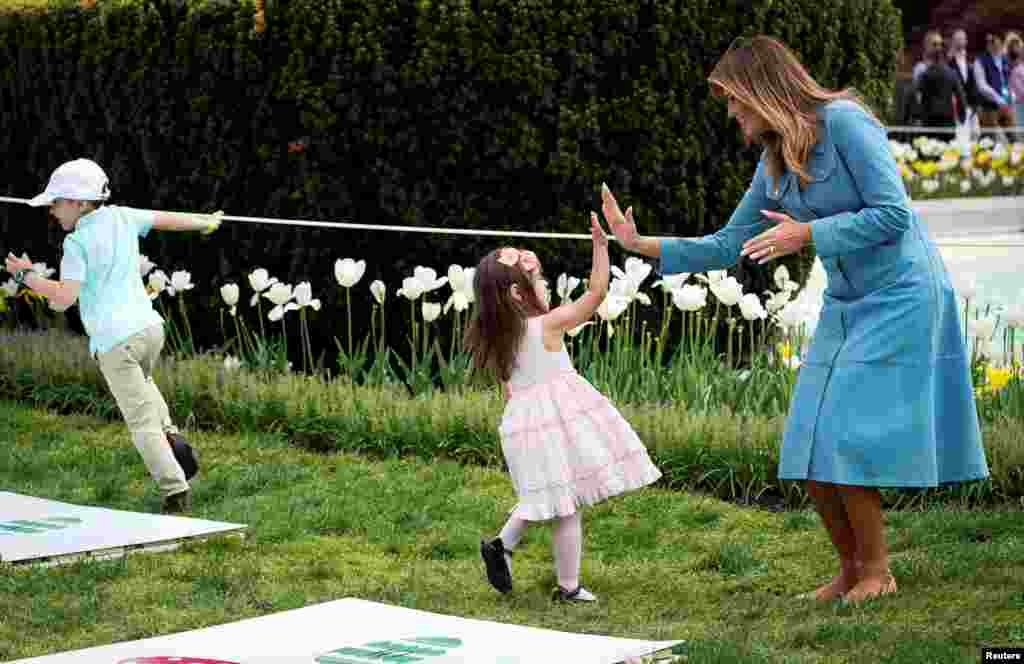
{"left": 498, "top": 511, "right": 582, "bottom": 590}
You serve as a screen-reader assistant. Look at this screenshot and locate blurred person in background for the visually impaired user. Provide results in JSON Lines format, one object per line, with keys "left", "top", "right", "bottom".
{"left": 1006, "top": 32, "right": 1024, "bottom": 132}
{"left": 947, "top": 29, "right": 979, "bottom": 126}
{"left": 914, "top": 31, "right": 967, "bottom": 138}
{"left": 974, "top": 33, "right": 1014, "bottom": 141}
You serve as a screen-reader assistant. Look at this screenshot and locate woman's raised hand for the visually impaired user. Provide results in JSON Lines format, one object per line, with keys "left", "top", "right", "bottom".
{"left": 600, "top": 182, "right": 638, "bottom": 251}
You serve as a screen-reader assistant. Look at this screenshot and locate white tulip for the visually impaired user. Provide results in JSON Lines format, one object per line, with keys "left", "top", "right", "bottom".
{"left": 220, "top": 283, "right": 239, "bottom": 307}
{"left": 967, "top": 315, "right": 997, "bottom": 340}
{"left": 25, "top": 257, "right": 55, "bottom": 279}
{"left": 557, "top": 273, "right": 581, "bottom": 302}
{"left": 334, "top": 258, "right": 366, "bottom": 288}
{"left": 611, "top": 257, "right": 653, "bottom": 288}
{"left": 413, "top": 266, "right": 448, "bottom": 292}
{"left": 444, "top": 291, "right": 471, "bottom": 314}
{"left": 1, "top": 278, "right": 19, "bottom": 297}
{"left": 672, "top": 284, "right": 707, "bottom": 312}
{"left": 1004, "top": 302, "right": 1024, "bottom": 329}
{"left": 610, "top": 277, "right": 651, "bottom": 305}
{"left": 952, "top": 273, "right": 978, "bottom": 300}
{"left": 805, "top": 259, "right": 828, "bottom": 297}
{"left": 710, "top": 276, "right": 744, "bottom": 306}
{"left": 774, "top": 300, "right": 808, "bottom": 332}
{"left": 292, "top": 282, "right": 321, "bottom": 310}
{"left": 268, "top": 304, "right": 286, "bottom": 322}
{"left": 784, "top": 356, "right": 803, "bottom": 370}
{"left": 166, "top": 270, "right": 193, "bottom": 297}
{"left": 1002, "top": 176, "right": 1015, "bottom": 187}
{"left": 139, "top": 254, "right": 155, "bottom": 277}
{"left": 765, "top": 289, "right": 792, "bottom": 313}
{"left": 773, "top": 265, "right": 791, "bottom": 292}
{"left": 397, "top": 276, "right": 426, "bottom": 301}
{"left": 652, "top": 273, "right": 689, "bottom": 292}
{"left": 739, "top": 293, "right": 768, "bottom": 321}
{"left": 596, "top": 294, "right": 630, "bottom": 321}
{"left": 444, "top": 265, "right": 475, "bottom": 313}
{"left": 223, "top": 356, "right": 241, "bottom": 371}
{"left": 696, "top": 270, "right": 727, "bottom": 285}
{"left": 922, "top": 179, "right": 940, "bottom": 194}
{"left": 248, "top": 268, "right": 277, "bottom": 293}
{"left": 447, "top": 265, "right": 468, "bottom": 293}
{"left": 147, "top": 269, "right": 168, "bottom": 299}
{"left": 422, "top": 301, "right": 442, "bottom": 322}
{"left": 264, "top": 282, "right": 293, "bottom": 306}
{"left": 370, "top": 280, "right": 386, "bottom": 305}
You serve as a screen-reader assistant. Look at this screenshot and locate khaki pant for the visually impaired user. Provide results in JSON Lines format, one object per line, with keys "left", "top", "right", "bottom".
{"left": 978, "top": 106, "right": 1014, "bottom": 128}
{"left": 97, "top": 324, "right": 188, "bottom": 498}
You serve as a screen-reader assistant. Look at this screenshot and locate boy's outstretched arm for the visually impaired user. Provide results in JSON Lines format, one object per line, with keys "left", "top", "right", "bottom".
{"left": 152, "top": 210, "right": 223, "bottom": 234}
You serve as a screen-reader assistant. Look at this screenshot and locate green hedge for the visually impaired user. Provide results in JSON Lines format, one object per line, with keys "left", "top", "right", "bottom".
{"left": 0, "top": 0, "right": 902, "bottom": 357}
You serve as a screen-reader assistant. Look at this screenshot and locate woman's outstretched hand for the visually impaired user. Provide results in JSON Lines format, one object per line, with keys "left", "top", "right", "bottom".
{"left": 600, "top": 182, "right": 637, "bottom": 251}
{"left": 741, "top": 210, "right": 812, "bottom": 264}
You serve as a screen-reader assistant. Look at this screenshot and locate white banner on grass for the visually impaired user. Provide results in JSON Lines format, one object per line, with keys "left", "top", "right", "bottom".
{"left": 0, "top": 491, "right": 246, "bottom": 566}
{"left": 7, "top": 598, "right": 683, "bottom": 664}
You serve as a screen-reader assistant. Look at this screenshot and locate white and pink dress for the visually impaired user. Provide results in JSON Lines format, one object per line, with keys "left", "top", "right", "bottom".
{"left": 499, "top": 316, "right": 662, "bottom": 521}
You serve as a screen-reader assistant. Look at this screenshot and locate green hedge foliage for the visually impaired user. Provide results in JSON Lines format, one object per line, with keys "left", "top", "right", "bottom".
{"left": 0, "top": 0, "right": 902, "bottom": 355}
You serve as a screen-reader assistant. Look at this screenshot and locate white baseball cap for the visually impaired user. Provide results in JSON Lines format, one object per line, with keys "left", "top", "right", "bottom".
{"left": 28, "top": 158, "right": 111, "bottom": 207}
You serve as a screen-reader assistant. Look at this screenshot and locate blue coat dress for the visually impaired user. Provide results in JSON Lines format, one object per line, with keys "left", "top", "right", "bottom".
{"left": 659, "top": 99, "right": 989, "bottom": 488}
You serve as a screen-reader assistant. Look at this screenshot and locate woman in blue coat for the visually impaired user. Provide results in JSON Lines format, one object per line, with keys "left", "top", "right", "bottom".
{"left": 601, "top": 36, "right": 989, "bottom": 602}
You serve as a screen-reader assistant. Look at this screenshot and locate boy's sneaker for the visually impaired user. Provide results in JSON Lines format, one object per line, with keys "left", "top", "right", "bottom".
{"left": 161, "top": 490, "right": 191, "bottom": 514}
{"left": 167, "top": 432, "right": 199, "bottom": 480}
{"left": 480, "top": 537, "right": 513, "bottom": 593}
{"left": 553, "top": 585, "right": 597, "bottom": 603}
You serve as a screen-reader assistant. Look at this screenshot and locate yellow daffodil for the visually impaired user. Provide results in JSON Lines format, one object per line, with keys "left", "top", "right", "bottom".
{"left": 899, "top": 163, "right": 914, "bottom": 179}
{"left": 983, "top": 366, "right": 1013, "bottom": 393}
{"left": 975, "top": 151, "right": 991, "bottom": 166}
{"left": 912, "top": 160, "right": 939, "bottom": 177}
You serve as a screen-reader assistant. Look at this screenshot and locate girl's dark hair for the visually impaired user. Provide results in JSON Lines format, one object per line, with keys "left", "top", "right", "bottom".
{"left": 463, "top": 248, "right": 547, "bottom": 382}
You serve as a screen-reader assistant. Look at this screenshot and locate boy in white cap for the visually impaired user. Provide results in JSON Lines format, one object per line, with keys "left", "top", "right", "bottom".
{"left": 5, "top": 158, "right": 222, "bottom": 513}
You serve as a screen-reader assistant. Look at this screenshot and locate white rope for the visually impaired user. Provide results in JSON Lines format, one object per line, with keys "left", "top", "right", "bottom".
{"left": 0, "top": 195, "right": 607, "bottom": 241}
{"left": 3, "top": 195, "right": 1021, "bottom": 246}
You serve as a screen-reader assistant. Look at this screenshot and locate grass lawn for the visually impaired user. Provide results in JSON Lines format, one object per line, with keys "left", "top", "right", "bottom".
{"left": 1, "top": 399, "right": 1021, "bottom": 663}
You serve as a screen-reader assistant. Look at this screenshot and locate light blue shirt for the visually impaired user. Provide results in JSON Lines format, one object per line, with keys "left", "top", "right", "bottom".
{"left": 60, "top": 205, "right": 164, "bottom": 355}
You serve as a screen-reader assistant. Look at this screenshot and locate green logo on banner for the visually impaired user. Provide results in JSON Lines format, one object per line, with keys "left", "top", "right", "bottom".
{"left": 0, "top": 516, "right": 82, "bottom": 535}
{"left": 316, "top": 636, "right": 464, "bottom": 663}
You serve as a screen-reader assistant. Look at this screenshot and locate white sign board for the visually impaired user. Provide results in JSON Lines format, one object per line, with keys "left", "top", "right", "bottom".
{"left": 7, "top": 598, "right": 683, "bottom": 664}
{"left": 0, "top": 491, "right": 246, "bottom": 566}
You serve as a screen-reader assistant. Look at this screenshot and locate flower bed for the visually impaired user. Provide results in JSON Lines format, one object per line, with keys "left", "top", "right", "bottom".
{"left": 893, "top": 137, "right": 1024, "bottom": 200}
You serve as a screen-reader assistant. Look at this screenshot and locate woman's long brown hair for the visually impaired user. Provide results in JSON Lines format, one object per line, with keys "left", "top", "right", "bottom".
{"left": 463, "top": 248, "right": 547, "bottom": 383}
{"left": 708, "top": 35, "right": 876, "bottom": 187}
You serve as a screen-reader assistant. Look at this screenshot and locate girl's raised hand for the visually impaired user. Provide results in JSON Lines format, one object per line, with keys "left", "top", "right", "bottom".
{"left": 590, "top": 211, "right": 608, "bottom": 248}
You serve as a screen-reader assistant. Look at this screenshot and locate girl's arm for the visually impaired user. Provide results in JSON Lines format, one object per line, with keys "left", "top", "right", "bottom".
{"left": 543, "top": 212, "right": 609, "bottom": 335}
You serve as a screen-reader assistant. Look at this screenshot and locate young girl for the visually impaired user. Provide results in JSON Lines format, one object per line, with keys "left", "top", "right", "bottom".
{"left": 464, "top": 212, "right": 662, "bottom": 602}
{"left": 5, "top": 158, "right": 221, "bottom": 514}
